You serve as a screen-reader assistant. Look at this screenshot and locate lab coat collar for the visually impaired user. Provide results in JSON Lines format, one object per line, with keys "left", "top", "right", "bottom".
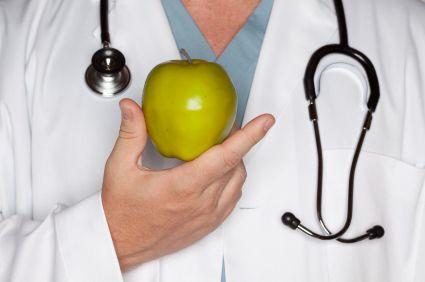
{"left": 242, "top": 0, "right": 337, "bottom": 126}
{"left": 238, "top": 0, "right": 337, "bottom": 208}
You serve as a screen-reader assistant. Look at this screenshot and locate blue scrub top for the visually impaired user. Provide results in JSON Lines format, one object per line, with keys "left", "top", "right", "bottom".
{"left": 162, "top": 0, "right": 274, "bottom": 127}
{"left": 161, "top": 1, "right": 274, "bottom": 281}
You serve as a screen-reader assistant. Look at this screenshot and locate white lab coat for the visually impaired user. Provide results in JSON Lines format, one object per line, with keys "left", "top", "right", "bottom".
{"left": 0, "top": 0, "right": 424, "bottom": 281}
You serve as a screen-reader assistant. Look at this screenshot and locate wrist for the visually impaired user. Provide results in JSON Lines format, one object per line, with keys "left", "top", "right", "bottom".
{"left": 101, "top": 191, "right": 158, "bottom": 270}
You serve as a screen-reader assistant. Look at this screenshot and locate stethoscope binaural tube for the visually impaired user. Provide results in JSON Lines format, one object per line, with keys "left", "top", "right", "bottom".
{"left": 281, "top": 0, "right": 385, "bottom": 243}
{"left": 85, "top": 0, "right": 131, "bottom": 97}
{"left": 281, "top": 108, "right": 384, "bottom": 242}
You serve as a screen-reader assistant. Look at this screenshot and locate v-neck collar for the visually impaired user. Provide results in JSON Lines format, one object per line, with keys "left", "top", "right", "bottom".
{"left": 161, "top": 0, "right": 275, "bottom": 62}
{"left": 161, "top": 0, "right": 275, "bottom": 126}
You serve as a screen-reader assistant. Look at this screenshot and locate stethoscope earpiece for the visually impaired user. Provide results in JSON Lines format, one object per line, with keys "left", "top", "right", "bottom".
{"left": 85, "top": 47, "right": 131, "bottom": 97}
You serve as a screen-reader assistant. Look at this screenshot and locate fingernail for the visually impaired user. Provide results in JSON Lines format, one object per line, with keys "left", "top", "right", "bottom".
{"left": 263, "top": 117, "right": 275, "bottom": 132}
{"left": 120, "top": 104, "right": 133, "bottom": 120}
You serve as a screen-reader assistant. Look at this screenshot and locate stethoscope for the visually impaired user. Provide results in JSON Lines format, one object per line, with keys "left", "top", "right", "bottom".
{"left": 281, "top": 0, "right": 385, "bottom": 243}
{"left": 86, "top": 0, "right": 385, "bottom": 242}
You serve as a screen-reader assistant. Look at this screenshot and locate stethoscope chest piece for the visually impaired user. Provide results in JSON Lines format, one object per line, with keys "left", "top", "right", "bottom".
{"left": 85, "top": 47, "right": 131, "bottom": 97}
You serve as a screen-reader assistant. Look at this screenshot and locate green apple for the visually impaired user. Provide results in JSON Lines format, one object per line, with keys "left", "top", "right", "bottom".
{"left": 142, "top": 50, "right": 237, "bottom": 161}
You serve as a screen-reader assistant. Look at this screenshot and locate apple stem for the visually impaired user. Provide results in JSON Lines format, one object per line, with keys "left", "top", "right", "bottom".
{"left": 180, "top": 48, "right": 193, "bottom": 64}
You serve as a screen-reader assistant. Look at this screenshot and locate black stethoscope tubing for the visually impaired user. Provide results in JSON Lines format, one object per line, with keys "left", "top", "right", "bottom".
{"left": 100, "top": 0, "right": 110, "bottom": 46}
{"left": 281, "top": 0, "right": 385, "bottom": 243}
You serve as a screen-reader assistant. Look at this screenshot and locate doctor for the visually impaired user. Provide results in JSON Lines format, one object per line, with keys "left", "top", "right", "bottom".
{"left": 1, "top": 0, "right": 425, "bottom": 281}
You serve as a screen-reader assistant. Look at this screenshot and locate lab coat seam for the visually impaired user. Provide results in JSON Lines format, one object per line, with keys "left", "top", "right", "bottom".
{"left": 407, "top": 2, "right": 425, "bottom": 166}
{"left": 400, "top": 20, "right": 409, "bottom": 167}
{"left": 0, "top": 3, "right": 6, "bottom": 60}
{"left": 156, "top": 258, "right": 161, "bottom": 282}
{"left": 221, "top": 223, "right": 226, "bottom": 282}
{"left": 319, "top": 0, "right": 335, "bottom": 15}
{"left": 324, "top": 243, "right": 332, "bottom": 282}
{"left": 409, "top": 176, "right": 425, "bottom": 282}
{"left": 0, "top": 102, "right": 16, "bottom": 217}
{"left": 53, "top": 205, "right": 80, "bottom": 282}
{"left": 54, "top": 219, "right": 73, "bottom": 281}
{"left": 9, "top": 0, "right": 48, "bottom": 220}
{"left": 24, "top": 0, "right": 50, "bottom": 65}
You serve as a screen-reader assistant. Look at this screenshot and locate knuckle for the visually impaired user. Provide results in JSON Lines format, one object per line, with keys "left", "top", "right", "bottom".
{"left": 238, "top": 166, "right": 248, "bottom": 182}
{"left": 169, "top": 173, "right": 200, "bottom": 198}
{"left": 104, "top": 155, "right": 119, "bottom": 173}
{"left": 224, "top": 204, "right": 237, "bottom": 221}
{"left": 222, "top": 147, "right": 241, "bottom": 169}
{"left": 104, "top": 157, "right": 113, "bottom": 171}
{"left": 245, "top": 130, "right": 260, "bottom": 145}
{"left": 119, "top": 128, "right": 138, "bottom": 140}
{"left": 201, "top": 198, "right": 218, "bottom": 215}
{"left": 213, "top": 212, "right": 222, "bottom": 225}
{"left": 230, "top": 189, "right": 243, "bottom": 206}
{"left": 207, "top": 211, "right": 222, "bottom": 227}
{"left": 236, "top": 190, "right": 243, "bottom": 201}
{"left": 176, "top": 185, "right": 199, "bottom": 200}
{"left": 226, "top": 192, "right": 241, "bottom": 214}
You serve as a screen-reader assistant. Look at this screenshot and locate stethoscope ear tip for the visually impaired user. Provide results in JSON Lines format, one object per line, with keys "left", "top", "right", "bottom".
{"left": 281, "top": 212, "right": 301, "bottom": 230}
{"left": 367, "top": 225, "right": 385, "bottom": 240}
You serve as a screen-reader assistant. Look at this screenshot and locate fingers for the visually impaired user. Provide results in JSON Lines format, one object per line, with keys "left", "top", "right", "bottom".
{"left": 189, "top": 164, "right": 247, "bottom": 233}
{"left": 215, "top": 163, "right": 246, "bottom": 215}
{"left": 222, "top": 114, "right": 274, "bottom": 161}
{"left": 199, "top": 162, "right": 243, "bottom": 205}
{"left": 177, "top": 114, "right": 274, "bottom": 187}
{"left": 173, "top": 163, "right": 246, "bottom": 240}
{"left": 109, "top": 99, "right": 148, "bottom": 169}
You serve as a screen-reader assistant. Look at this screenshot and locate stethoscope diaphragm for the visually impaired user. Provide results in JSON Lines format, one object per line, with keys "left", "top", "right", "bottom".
{"left": 85, "top": 0, "right": 131, "bottom": 97}
{"left": 85, "top": 47, "right": 131, "bottom": 97}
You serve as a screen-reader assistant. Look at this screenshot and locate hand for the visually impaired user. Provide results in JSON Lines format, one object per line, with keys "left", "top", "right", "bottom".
{"left": 102, "top": 99, "right": 275, "bottom": 271}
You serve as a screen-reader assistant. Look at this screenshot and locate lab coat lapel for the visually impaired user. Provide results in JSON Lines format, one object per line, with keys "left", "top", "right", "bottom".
{"left": 238, "top": 0, "right": 337, "bottom": 208}
{"left": 243, "top": 0, "right": 336, "bottom": 125}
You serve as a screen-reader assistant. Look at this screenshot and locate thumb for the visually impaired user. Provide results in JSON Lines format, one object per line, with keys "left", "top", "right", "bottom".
{"left": 109, "top": 98, "right": 148, "bottom": 169}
